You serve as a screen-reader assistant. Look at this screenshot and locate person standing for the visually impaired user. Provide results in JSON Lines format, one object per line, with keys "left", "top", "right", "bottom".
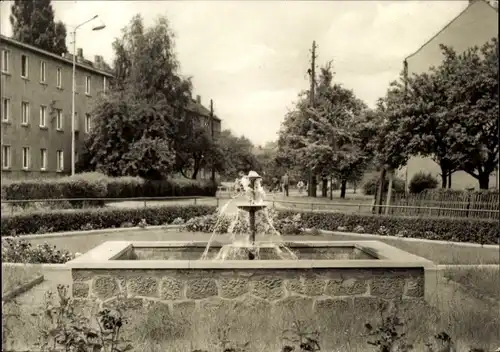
{"left": 282, "top": 172, "right": 290, "bottom": 197}
{"left": 297, "top": 180, "right": 304, "bottom": 194}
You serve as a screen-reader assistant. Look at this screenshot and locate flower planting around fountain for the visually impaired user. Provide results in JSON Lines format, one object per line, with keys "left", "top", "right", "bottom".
{"left": 66, "top": 172, "right": 437, "bottom": 330}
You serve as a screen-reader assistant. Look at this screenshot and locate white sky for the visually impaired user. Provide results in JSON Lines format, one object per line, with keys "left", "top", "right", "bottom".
{"left": 0, "top": 1, "right": 468, "bottom": 146}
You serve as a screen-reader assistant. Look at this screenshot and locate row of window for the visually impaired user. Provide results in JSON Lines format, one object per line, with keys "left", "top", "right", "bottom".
{"left": 1, "top": 50, "right": 107, "bottom": 95}
{"left": 2, "top": 145, "right": 65, "bottom": 172}
{"left": 1, "top": 98, "right": 92, "bottom": 132}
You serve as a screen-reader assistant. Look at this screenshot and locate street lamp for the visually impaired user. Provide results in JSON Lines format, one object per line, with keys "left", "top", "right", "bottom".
{"left": 71, "top": 15, "right": 106, "bottom": 175}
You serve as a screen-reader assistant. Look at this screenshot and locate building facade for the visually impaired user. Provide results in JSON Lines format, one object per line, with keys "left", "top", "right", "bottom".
{"left": 402, "top": 0, "right": 499, "bottom": 189}
{"left": 1, "top": 35, "right": 112, "bottom": 179}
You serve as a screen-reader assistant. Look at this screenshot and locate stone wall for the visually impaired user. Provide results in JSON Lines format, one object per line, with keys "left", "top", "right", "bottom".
{"left": 72, "top": 267, "right": 424, "bottom": 322}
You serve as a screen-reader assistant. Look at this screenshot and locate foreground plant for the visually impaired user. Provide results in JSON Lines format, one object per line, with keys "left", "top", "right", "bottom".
{"left": 364, "top": 304, "right": 413, "bottom": 352}
{"left": 282, "top": 318, "right": 321, "bottom": 352}
{"left": 33, "top": 285, "right": 133, "bottom": 352}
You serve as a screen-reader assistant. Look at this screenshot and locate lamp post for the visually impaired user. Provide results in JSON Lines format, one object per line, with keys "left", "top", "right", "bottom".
{"left": 71, "top": 15, "right": 105, "bottom": 175}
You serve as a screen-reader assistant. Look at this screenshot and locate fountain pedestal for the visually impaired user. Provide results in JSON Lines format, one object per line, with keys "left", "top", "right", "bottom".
{"left": 237, "top": 205, "right": 267, "bottom": 260}
{"left": 237, "top": 171, "right": 266, "bottom": 260}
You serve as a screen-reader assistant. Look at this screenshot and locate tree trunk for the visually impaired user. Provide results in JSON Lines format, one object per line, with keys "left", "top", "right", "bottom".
{"left": 447, "top": 173, "right": 452, "bottom": 188}
{"left": 374, "top": 168, "right": 386, "bottom": 214}
{"left": 322, "top": 177, "right": 328, "bottom": 197}
{"left": 311, "top": 174, "right": 317, "bottom": 197}
{"left": 329, "top": 175, "right": 333, "bottom": 200}
{"left": 385, "top": 170, "right": 394, "bottom": 215}
{"left": 353, "top": 182, "right": 357, "bottom": 194}
{"left": 340, "top": 179, "right": 347, "bottom": 199}
{"left": 478, "top": 174, "right": 490, "bottom": 189}
{"left": 440, "top": 172, "right": 447, "bottom": 189}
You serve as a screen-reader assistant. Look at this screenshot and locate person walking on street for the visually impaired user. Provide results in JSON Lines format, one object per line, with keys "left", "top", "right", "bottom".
{"left": 282, "top": 172, "right": 290, "bottom": 197}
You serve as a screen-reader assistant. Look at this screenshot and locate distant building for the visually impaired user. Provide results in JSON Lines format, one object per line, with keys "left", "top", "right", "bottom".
{"left": 1, "top": 34, "right": 112, "bottom": 179}
{"left": 402, "top": 0, "right": 498, "bottom": 189}
{"left": 186, "top": 94, "right": 222, "bottom": 180}
{"left": 0, "top": 35, "right": 222, "bottom": 180}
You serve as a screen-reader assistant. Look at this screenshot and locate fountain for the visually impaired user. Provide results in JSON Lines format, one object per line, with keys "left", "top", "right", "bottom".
{"left": 66, "top": 171, "right": 438, "bottom": 335}
{"left": 204, "top": 171, "right": 297, "bottom": 261}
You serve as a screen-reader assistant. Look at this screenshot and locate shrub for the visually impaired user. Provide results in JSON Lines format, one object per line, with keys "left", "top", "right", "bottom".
{"left": 182, "top": 208, "right": 303, "bottom": 235}
{"left": 2, "top": 237, "right": 74, "bottom": 263}
{"left": 1, "top": 205, "right": 216, "bottom": 236}
{"left": 362, "top": 173, "right": 405, "bottom": 195}
{"left": 279, "top": 211, "right": 498, "bottom": 245}
{"left": 409, "top": 172, "right": 438, "bottom": 194}
{"left": 1, "top": 172, "right": 218, "bottom": 201}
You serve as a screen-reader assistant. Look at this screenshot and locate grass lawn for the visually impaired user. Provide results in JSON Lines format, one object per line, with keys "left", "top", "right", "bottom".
{"left": 442, "top": 266, "right": 500, "bottom": 302}
{"left": 314, "top": 231, "right": 499, "bottom": 265}
{"left": 22, "top": 229, "right": 499, "bottom": 265}
{"left": 2, "top": 264, "right": 41, "bottom": 297}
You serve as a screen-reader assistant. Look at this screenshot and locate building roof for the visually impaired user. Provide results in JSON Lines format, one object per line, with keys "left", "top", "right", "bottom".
{"left": 0, "top": 34, "right": 113, "bottom": 77}
{"left": 404, "top": 0, "right": 498, "bottom": 61}
{"left": 186, "top": 99, "right": 221, "bottom": 122}
{"left": 1, "top": 34, "right": 221, "bottom": 122}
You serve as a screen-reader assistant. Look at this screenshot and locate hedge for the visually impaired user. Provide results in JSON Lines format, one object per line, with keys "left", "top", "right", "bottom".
{"left": 278, "top": 211, "right": 498, "bottom": 245}
{"left": 1, "top": 172, "right": 218, "bottom": 201}
{"left": 1, "top": 205, "right": 216, "bottom": 236}
{"left": 2, "top": 205, "right": 497, "bottom": 244}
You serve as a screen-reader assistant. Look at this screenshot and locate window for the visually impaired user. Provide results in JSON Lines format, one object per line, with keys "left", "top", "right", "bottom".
{"left": 2, "top": 98, "right": 10, "bottom": 122}
{"left": 21, "top": 102, "right": 29, "bottom": 125}
{"left": 22, "top": 147, "right": 30, "bottom": 170}
{"left": 40, "top": 61, "right": 46, "bottom": 82}
{"left": 21, "top": 55, "right": 28, "bottom": 78}
{"left": 56, "top": 67, "right": 62, "bottom": 88}
{"left": 39, "top": 105, "right": 47, "bottom": 127}
{"left": 56, "top": 150, "right": 64, "bottom": 171}
{"left": 2, "top": 145, "right": 11, "bottom": 169}
{"left": 103, "top": 76, "right": 107, "bottom": 93}
{"left": 1, "top": 50, "right": 9, "bottom": 73}
{"left": 56, "top": 110, "right": 63, "bottom": 130}
{"left": 40, "top": 148, "right": 47, "bottom": 170}
{"left": 85, "top": 113, "right": 91, "bottom": 133}
{"left": 85, "top": 76, "right": 91, "bottom": 95}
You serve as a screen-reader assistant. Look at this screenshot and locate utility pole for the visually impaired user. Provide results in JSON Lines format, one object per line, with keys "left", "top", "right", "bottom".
{"left": 308, "top": 41, "right": 318, "bottom": 197}
{"left": 210, "top": 99, "right": 216, "bottom": 182}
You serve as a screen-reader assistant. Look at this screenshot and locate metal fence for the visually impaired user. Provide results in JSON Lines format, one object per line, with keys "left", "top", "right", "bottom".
{"left": 1, "top": 195, "right": 498, "bottom": 220}
{"left": 386, "top": 191, "right": 500, "bottom": 219}
{"left": 268, "top": 198, "right": 500, "bottom": 220}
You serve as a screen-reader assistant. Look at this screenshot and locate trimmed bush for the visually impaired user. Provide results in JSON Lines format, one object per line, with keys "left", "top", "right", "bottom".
{"left": 182, "top": 208, "right": 303, "bottom": 235}
{"left": 1, "top": 172, "right": 218, "bottom": 201}
{"left": 362, "top": 173, "right": 405, "bottom": 195}
{"left": 409, "top": 172, "right": 438, "bottom": 194}
{"left": 2, "top": 204, "right": 496, "bottom": 245}
{"left": 279, "top": 211, "right": 498, "bottom": 245}
{"left": 1, "top": 205, "right": 216, "bottom": 236}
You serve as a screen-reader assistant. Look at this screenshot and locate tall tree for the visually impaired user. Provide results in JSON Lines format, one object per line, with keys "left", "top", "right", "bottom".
{"left": 279, "top": 62, "right": 370, "bottom": 198}
{"left": 437, "top": 39, "right": 499, "bottom": 189}
{"left": 216, "top": 130, "right": 260, "bottom": 181}
{"left": 86, "top": 91, "right": 176, "bottom": 179}
{"left": 111, "top": 14, "right": 220, "bottom": 179}
{"left": 85, "top": 14, "right": 190, "bottom": 179}
{"left": 382, "top": 38, "right": 499, "bottom": 189}
{"left": 10, "top": 0, "right": 68, "bottom": 55}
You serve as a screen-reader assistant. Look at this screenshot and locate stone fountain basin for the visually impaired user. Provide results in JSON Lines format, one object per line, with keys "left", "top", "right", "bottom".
{"left": 67, "top": 241, "right": 438, "bottom": 303}
{"left": 114, "top": 242, "right": 377, "bottom": 260}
